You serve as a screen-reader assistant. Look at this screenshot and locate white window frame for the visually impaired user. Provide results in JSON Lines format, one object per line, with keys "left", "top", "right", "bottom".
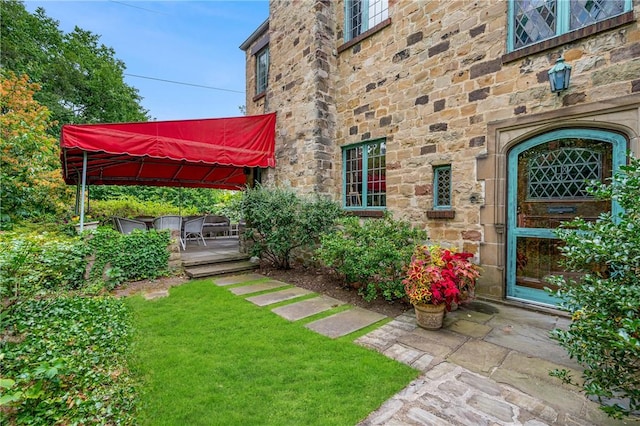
{"left": 344, "top": 0, "right": 389, "bottom": 42}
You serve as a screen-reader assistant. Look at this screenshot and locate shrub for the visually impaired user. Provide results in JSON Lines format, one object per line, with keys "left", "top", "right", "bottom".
{"left": 0, "top": 232, "right": 88, "bottom": 301}
{"left": 549, "top": 156, "right": 640, "bottom": 419}
{"left": 87, "top": 227, "right": 171, "bottom": 289}
{"left": 88, "top": 196, "right": 199, "bottom": 224}
{"left": 317, "top": 215, "right": 427, "bottom": 302}
{"left": 240, "top": 185, "right": 343, "bottom": 269}
{"left": 91, "top": 185, "right": 239, "bottom": 215}
{"left": 0, "top": 296, "right": 136, "bottom": 425}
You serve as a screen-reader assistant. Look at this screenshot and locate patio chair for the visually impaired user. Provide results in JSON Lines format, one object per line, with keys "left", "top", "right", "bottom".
{"left": 202, "top": 215, "right": 231, "bottom": 238}
{"left": 182, "top": 216, "right": 207, "bottom": 248}
{"left": 113, "top": 217, "right": 147, "bottom": 234}
{"left": 153, "top": 215, "right": 184, "bottom": 249}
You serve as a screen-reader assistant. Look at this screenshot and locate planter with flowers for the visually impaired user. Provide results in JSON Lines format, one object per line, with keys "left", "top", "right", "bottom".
{"left": 403, "top": 244, "right": 481, "bottom": 329}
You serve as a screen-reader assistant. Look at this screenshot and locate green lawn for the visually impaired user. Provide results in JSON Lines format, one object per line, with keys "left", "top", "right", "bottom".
{"left": 127, "top": 279, "right": 418, "bottom": 426}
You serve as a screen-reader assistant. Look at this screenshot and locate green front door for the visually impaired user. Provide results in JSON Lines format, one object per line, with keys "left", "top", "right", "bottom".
{"left": 506, "top": 129, "right": 626, "bottom": 306}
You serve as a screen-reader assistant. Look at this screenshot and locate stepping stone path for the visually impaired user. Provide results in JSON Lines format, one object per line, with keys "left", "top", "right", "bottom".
{"left": 306, "top": 308, "right": 386, "bottom": 338}
{"left": 215, "top": 273, "right": 387, "bottom": 339}
{"left": 272, "top": 295, "right": 345, "bottom": 321}
{"left": 229, "top": 280, "right": 288, "bottom": 295}
{"left": 246, "top": 287, "right": 312, "bottom": 306}
{"left": 215, "top": 273, "right": 266, "bottom": 286}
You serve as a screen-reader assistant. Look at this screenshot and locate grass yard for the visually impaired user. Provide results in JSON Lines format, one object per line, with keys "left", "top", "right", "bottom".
{"left": 127, "top": 279, "right": 418, "bottom": 425}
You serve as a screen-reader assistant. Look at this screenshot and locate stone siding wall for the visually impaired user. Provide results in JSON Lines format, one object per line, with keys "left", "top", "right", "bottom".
{"left": 246, "top": 0, "right": 338, "bottom": 195}
{"left": 246, "top": 0, "right": 640, "bottom": 300}
{"left": 333, "top": 0, "right": 640, "bottom": 254}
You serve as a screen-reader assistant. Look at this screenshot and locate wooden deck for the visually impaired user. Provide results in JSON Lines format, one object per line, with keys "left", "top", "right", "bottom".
{"left": 180, "top": 236, "right": 258, "bottom": 278}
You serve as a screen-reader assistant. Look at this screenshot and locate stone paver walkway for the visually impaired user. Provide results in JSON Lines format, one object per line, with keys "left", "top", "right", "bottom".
{"left": 214, "top": 273, "right": 628, "bottom": 426}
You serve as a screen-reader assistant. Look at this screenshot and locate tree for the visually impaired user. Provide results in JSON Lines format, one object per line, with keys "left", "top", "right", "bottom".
{"left": 0, "top": 0, "right": 148, "bottom": 134}
{"left": 0, "top": 72, "right": 73, "bottom": 221}
{"left": 549, "top": 156, "right": 640, "bottom": 419}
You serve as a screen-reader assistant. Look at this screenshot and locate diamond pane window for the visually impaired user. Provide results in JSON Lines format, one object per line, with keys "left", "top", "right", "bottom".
{"left": 434, "top": 165, "right": 452, "bottom": 209}
{"left": 508, "top": 0, "right": 631, "bottom": 51}
{"left": 343, "top": 140, "right": 386, "bottom": 209}
{"left": 570, "top": 0, "right": 626, "bottom": 30}
{"left": 513, "top": 0, "right": 557, "bottom": 49}
{"left": 527, "top": 148, "right": 601, "bottom": 199}
{"left": 345, "top": 0, "right": 388, "bottom": 41}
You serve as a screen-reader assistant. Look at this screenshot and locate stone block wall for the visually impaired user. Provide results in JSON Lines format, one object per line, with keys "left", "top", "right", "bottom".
{"left": 244, "top": 0, "right": 640, "bottom": 301}
{"left": 245, "top": 0, "right": 338, "bottom": 196}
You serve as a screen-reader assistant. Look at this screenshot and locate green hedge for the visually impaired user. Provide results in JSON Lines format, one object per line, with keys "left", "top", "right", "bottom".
{"left": 317, "top": 215, "right": 428, "bottom": 302}
{"left": 87, "top": 227, "right": 171, "bottom": 289}
{"left": 0, "top": 232, "right": 87, "bottom": 300}
{"left": 1, "top": 296, "right": 136, "bottom": 425}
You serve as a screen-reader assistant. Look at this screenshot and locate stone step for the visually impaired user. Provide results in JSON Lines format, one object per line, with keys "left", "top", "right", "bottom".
{"left": 185, "top": 261, "right": 258, "bottom": 278}
{"left": 182, "top": 252, "right": 251, "bottom": 268}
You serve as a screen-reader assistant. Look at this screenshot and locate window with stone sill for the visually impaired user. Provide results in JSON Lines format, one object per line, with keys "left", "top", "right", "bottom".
{"left": 507, "top": 0, "right": 632, "bottom": 52}
{"left": 344, "top": 0, "right": 389, "bottom": 42}
{"left": 343, "top": 139, "right": 386, "bottom": 209}
{"left": 255, "top": 46, "right": 269, "bottom": 96}
{"left": 434, "top": 165, "right": 452, "bottom": 210}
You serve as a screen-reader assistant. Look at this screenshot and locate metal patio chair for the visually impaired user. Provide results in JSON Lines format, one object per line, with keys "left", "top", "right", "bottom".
{"left": 182, "top": 216, "right": 207, "bottom": 248}
{"left": 113, "top": 217, "right": 147, "bottom": 234}
{"left": 153, "top": 215, "right": 184, "bottom": 249}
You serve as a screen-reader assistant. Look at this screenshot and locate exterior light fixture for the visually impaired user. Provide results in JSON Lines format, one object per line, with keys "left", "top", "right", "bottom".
{"left": 548, "top": 56, "right": 572, "bottom": 95}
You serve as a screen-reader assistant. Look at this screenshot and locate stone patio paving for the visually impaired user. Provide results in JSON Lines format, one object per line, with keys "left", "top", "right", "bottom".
{"left": 211, "top": 273, "right": 628, "bottom": 425}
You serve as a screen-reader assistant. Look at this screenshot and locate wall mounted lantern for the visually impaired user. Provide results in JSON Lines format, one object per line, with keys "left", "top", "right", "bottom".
{"left": 548, "top": 56, "right": 572, "bottom": 95}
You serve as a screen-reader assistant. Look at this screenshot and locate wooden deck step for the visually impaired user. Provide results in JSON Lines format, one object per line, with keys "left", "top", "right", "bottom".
{"left": 182, "top": 252, "right": 250, "bottom": 268}
{"left": 185, "top": 261, "right": 259, "bottom": 279}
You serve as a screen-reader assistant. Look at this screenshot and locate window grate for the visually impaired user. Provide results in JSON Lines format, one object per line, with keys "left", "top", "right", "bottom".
{"left": 527, "top": 148, "right": 601, "bottom": 199}
{"left": 434, "top": 166, "right": 452, "bottom": 208}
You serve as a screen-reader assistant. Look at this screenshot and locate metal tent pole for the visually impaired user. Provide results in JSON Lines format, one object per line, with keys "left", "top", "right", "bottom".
{"left": 78, "top": 152, "right": 88, "bottom": 232}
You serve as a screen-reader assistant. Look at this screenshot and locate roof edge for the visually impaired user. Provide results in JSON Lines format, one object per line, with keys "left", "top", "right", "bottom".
{"left": 239, "top": 19, "right": 269, "bottom": 51}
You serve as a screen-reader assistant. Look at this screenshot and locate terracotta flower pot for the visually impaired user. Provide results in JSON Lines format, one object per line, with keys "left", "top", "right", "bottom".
{"left": 413, "top": 302, "right": 446, "bottom": 330}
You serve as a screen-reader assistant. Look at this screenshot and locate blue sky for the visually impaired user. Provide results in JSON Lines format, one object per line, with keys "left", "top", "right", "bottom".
{"left": 24, "top": 1, "right": 269, "bottom": 121}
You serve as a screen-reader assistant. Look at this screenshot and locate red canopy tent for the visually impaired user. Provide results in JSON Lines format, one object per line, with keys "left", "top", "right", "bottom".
{"left": 60, "top": 113, "right": 276, "bottom": 229}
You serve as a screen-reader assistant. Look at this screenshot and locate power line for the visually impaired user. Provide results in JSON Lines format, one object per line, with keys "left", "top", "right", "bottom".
{"left": 124, "top": 73, "right": 245, "bottom": 93}
{"left": 107, "top": 1, "right": 168, "bottom": 15}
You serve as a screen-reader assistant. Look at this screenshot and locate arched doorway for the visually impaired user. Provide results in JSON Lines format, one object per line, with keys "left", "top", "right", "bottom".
{"left": 506, "top": 129, "right": 626, "bottom": 306}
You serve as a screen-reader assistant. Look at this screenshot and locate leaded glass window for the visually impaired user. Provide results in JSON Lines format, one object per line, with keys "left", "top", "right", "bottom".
{"left": 513, "top": 0, "right": 557, "bottom": 49}
{"left": 509, "top": 0, "right": 630, "bottom": 51}
{"left": 527, "top": 148, "right": 601, "bottom": 199}
{"left": 343, "top": 140, "right": 386, "bottom": 208}
{"left": 256, "top": 47, "right": 269, "bottom": 95}
{"left": 345, "top": 0, "right": 389, "bottom": 42}
{"left": 434, "top": 165, "right": 452, "bottom": 209}
{"left": 570, "top": 0, "right": 627, "bottom": 30}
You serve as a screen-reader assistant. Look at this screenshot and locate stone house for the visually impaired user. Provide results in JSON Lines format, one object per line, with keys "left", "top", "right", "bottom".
{"left": 240, "top": 0, "right": 640, "bottom": 308}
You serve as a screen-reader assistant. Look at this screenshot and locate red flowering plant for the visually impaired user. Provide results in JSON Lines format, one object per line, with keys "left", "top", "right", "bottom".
{"left": 403, "top": 244, "right": 481, "bottom": 310}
